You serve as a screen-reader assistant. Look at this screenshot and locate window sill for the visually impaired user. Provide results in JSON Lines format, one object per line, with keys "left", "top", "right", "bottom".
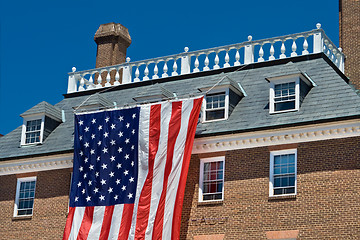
{"left": 268, "top": 194, "right": 296, "bottom": 201}
{"left": 197, "top": 200, "right": 224, "bottom": 206}
{"left": 12, "top": 215, "right": 33, "bottom": 221}
{"left": 269, "top": 109, "right": 298, "bottom": 114}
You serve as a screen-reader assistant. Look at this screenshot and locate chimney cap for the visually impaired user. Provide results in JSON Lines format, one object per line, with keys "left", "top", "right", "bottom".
{"left": 94, "top": 22, "right": 131, "bottom": 46}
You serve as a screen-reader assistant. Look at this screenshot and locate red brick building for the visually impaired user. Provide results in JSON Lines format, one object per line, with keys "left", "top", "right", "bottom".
{"left": 0, "top": 2, "right": 359, "bottom": 239}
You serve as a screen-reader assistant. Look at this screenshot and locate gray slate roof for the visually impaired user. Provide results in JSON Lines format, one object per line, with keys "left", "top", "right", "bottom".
{"left": 1, "top": 54, "right": 360, "bottom": 160}
{"left": 20, "top": 101, "right": 62, "bottom": 122}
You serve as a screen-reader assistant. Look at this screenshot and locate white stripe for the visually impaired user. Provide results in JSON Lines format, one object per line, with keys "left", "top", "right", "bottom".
{"left": 108, "top": 204, "right": 124, "bottom": 240}
{"left": 87, "top": 206, "right": 105, "bottom": 240}
{"left": 144, "top": 102, "right": 172, "bottom": 240}
{"left": 162, "top": 99, "right": 194, "bottom": 239}
{"left": 68, "top": 207, "right": 85, "bottom": 240}
{"left": 128, "top": 105, "right": 151, "bottom": 240}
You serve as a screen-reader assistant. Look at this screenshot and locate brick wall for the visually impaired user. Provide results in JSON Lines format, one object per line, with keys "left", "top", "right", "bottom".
{"left": 181, "top": 136, "right": 360, "bottom": 239}
{"left": 339, "top": 0, "right": 360, "bottom": 89}
{"left": 0, "top": 136, "right": 358, "bottom": 239}
{"left": 0, "top": 169, "right": 71, "bottom": 240}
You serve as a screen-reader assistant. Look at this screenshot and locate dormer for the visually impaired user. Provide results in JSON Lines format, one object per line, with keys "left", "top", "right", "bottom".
{"left": 20, "top": 101, "right": 62, "bottom": 146}
{"left": 133, "top": 84, "right": 176, "bottom": 103}
{"left": 73, "top": 93, "right": 115, "bottom": 112}
{"left": 199, "top": 74, "right": 246, "bottom": 122}
{"left": 266, "top": 63, "right": 316, "bottom": 114}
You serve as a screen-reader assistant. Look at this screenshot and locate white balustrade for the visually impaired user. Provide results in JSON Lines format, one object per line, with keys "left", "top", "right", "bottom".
{"left": 67, "top": 23, "right": 345, "bottom": 94}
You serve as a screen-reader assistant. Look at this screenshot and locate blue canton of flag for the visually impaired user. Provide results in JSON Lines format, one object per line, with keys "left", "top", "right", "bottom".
{"left": 70, "top": 107, "right": 140, "bottom": 207}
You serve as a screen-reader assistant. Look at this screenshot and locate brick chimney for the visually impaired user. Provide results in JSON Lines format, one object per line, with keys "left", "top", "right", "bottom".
{"left": 94, "top": 22, "right": 131, "bottom": 68}
{"left": 339, "top": 0, "right": 360, "bottom": 90}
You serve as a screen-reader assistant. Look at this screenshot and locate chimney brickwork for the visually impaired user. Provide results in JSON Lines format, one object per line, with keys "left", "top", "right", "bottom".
{"left": 339, "top": 0, "right": 360, "bottom": 90}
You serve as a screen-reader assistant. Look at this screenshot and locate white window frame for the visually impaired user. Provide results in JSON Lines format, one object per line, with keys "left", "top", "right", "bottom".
{"left": 269, "top": 76, "right": 300, "bottom": 114}
{"left": 13, "top": 176, "right": 37, "bottom": 217}
{"left": 21, "top": 114, "right": 45, "bottom": 146}
{"left": 199, "top": 156, "right": 225, "bottom": 202}
{"left": 269, "top": 149, "right": 297, "bottom": 197}
{"left": 203, "top": 87, "right": 229, "bottom": 123}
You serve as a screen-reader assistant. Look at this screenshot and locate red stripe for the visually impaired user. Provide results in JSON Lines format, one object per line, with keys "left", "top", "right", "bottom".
{"left": 118, "top": 204, "right": 135, "bottom": 240}
{"left": 62, "top": 207, "right": 75, "bottom": 240}
{"left": 152, "top": 101, "right": 183, "bottom": 240}
{"left": 99, "top": 205, "right": 115, "bottom": 240}
{"left": 135, "top": 104, "right": 161, "bottom": 239}
{"left": 171, "top": 97, "right": 203, "bottom": 240}
{"left": 77, "top": 206, "right": 94, "bottom": 240}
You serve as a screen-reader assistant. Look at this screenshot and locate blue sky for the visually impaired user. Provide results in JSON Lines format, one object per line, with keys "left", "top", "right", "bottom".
{"left": 0, "top": 0, "right": 339, "bottom": 135}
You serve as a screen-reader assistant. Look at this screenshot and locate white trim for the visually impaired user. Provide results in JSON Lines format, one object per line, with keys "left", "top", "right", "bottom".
{"left": 21, "top": 114, "right": 45, "bottom": 146}
{"left": 269, "top": 149, "right": 297, "bottom": 197}
{"left": 203, "top": 88, "right": 229, "bottom": 123}
{"left": 13, "top": 176, "right": 37, "bottom": 217}
{"left": 269, "top": 77, "right": 300, "bottom": 114}
{"left": 0, "top": 153, "right": 73, "bottom": 176}
{"left": 193, "top": 120, "right": 360, "bottom": 154}
{"left": 199, "top": 156, "right": 225, "bottom": 202}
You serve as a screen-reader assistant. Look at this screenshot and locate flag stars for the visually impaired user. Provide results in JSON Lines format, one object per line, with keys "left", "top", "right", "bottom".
{"left": 82, "top": 189, "right": 86, "bottom": 194}
{"left": 117, "top": 163, "right": 122, "bottom": 169}
{"left": 86, "top": 196, "right": 91, "bottom": 202}
{"left": 95, "top": 172, "right": 99, "bottom": 177}
{"left": 116, "top": 179, "right": 121, "bottom": 185}
{"left": 79, "top": 136, "right": 83, "bottom": 141}
{"left": 104, "top": 132, "right": 109, "bottom": 138}
{"left": 124, "top": 170, "right": 129, "bottom": 176}
{"left": 97, "top": 141, "right": 102, "bottom": 146}
{"left": 114, "top": 195, "right": 119, "bottom": 200}
{"left": 132, "top": 129, "right": 136, "bottom": 135}
{"left": 99, "top": 195, "right": 105, "bottom": 201}
{"left": 90, "top": 149, "right": 95, "bottom": 155}
{"left": 129, "top": 177, "right": 134, "bottom": 183}
{"left": 111, "top": 124, "right": 116, "bottom": 129}
{"left": 125, "top": 154, "right": 130, "bottom": 160}
{"left": 84, "top": 127, "right": 90, "bottom": 132}
{"left": 119, "top": 116, "right": 124, "bottom": 121}
{"left": 110, "top": 140, "right": 116, "bottom": 145}
{"left": 83, "top": 173, "right": 87, "bottom": 179}
{"left": 131, "top": 145, "right": 135, "bottom": 150}
{"left": 89, "top": 165, "right": 94, "bottom": 170}
{"left": 101, "top": 179, "right": 107, "bottom": 185}
{"left": 97, "top": 156, "right": 100, "bottom": 161}
{"left": 131, "top": 161, "right": 134, "bottom": 167}
{"left": 126, "top": 123, "right": 130, "bottom": 128}
{"left": 118, "top": 131, "right": 123, "bottom": 138}
{"left": 93, "top": 188, "right": 99, "bottom": 193}
{"left": 84, "top": 158, "right": 88, "bottom": 163}
{"left": 79, "top": 166, "right": 84, "bottom": 172}
{"left": 122, "top": 185, "right": 126, "bottom": 191}
{"left": 101, "top": 163, "right": 107, "bottom": 170}
{"left": 102, "top": 147, "right": 108, "bottom": 154}
{"left": 78, "top": 120, "right": 84, "bottom": 126}
{"left": 91, "top": 118, "right": 96, "bottom": 124}
{"left": 91, "top": 134, "right": 96, "bottom": 139}
{"left": 128, "top": 193, "right": 133, "bottom": 199}
{"left": 118, "top": 147, "right": 123, "bottom": 153}
{"left": 125, "top": 138, "right": 130, "bottom": 144}
{"left": 88, "top": 180, "right": 92, "bottom": 186}
{"left": 110, "top": 156, "right": 116, "bottom": 162}
{"left": 108, "top": 187, "right": 113, "bottom": 193}
{"left": 98, "top": 125, "right": 103, "bottom": 131}
{"left": 132, "top": 113, "right": 136, "bottom": 119}
{"left": 79, "top": 151, "right": 84, "bottom": 156}
{"left": 77, "top": 181, "right": 82, "bottom": 187}
{"left": 84, "top": 142, "right": 90, "bottom": 148}
{"left": 75, "top": 197, "right": 79, "bottom": 202}
{"left": 109, "top": 172, "right": 115, "bottom": 177}
{"left": 105, "top": 117, "right": 110, "bottom": 122}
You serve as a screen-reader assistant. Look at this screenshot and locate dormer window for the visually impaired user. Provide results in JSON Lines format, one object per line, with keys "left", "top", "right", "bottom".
{"left": 24, "top": 118, "right": 43, "bottom": 144}
{"left": 20, "top": 101, "right": 62, "bottom": 146}
{"left": 267, "top": 74, "right": 314, "bottom": 114}
{"left": 200, "top": 74, "right": 246, "bottom": 122}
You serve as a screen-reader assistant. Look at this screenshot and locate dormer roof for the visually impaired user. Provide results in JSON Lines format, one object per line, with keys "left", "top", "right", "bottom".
{"left": 20, "top": 101, "right": 62, "bottom": 122}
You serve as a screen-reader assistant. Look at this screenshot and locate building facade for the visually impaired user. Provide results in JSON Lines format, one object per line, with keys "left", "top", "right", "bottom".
{"left": 0, "top": 3, "right": 359, "bottom": 240}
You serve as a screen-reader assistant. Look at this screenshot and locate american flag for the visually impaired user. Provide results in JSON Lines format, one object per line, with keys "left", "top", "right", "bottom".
{"left": 63, "top": 97, "right": 203, "bottom": 240}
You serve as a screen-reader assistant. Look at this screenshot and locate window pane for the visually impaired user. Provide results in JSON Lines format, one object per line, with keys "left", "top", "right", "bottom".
{"left": 206, "top": 109, "right": 225, "bottom": 121}
{"left": 275, "top": 101, "right": 295, "bottom": 111}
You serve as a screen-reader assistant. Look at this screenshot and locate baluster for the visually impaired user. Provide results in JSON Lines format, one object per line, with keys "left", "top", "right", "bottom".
{"left": 234, "top": 49, "right": 241, "bottom": 66}
{"left": 258, "top": 45, "right": 264, "bottom": 62}
{"left": 193, "top": 56, "right": 200, "bottom": 72}
{"left": 143, "top": 65, "right": 149, "bottom": 80}
{"left": 203, "top": 54, "right": 210, "bottom": 71}
{"left": 280, "top": 41, "right": 286, "bottom": 59}
{"left": 302, "top": 37, "right": 309, "bottom": 55}
{"left": 114, "top": 69, "right": 120, "bottom": 86}
{"left": 172, "top": 60, "right": 178, "bottom": 76}
{"left": 214, "top": 52, "right": 220, "bottom": 69}
{"left": 79, "top": 77, "right": 85, "bottom": 91}
{"left": 331, "top": 46, "right": 336, "bottom": 62}
{"left": 269, "top": 42, "right": 275, "bottom": 60}
{"left": 87, "top": 74, "right": 94, "bottom": 89}
{"left": 105, "top": 71, "right": 111, "bottom": 87}
{"left": 224, "top": 51, "right": 230, "bottom": 67}
{"left": 134, "top": 67, "right": 140, "bottom": 82}
{"left": 291, "top": 39, "right": 297, "bottom": 57}
{"left": 162, "top": 61, "right": 168, "bottom": 77}
{"left": 96, "top": 71, "right": 102, "bottom": 88}
{"left": 153, "top": 63, "right": 159, "bottom": 79}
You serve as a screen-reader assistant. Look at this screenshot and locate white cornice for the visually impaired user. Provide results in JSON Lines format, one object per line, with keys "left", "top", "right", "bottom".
{"left": 193, "top": 120, "right": 360, "bottom": 154}
{"left": 0, "top": 153, "right": 73, "bottom": 176}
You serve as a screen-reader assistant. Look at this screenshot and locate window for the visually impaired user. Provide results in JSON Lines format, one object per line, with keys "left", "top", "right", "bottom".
{"left": 14, "top": 177, "right": 37, "bottom": 216}
{"left": 269, "top": 149, "right": 297, "bottom": 197}
{"left": 199, "top": 156, "right": 225, "bottom": 202}
{"left": 268, "top": 74, "right": 313, "bottom": 114}
{"left": 205, "top": 92, "right": 226, "bottom": 121}
{"left": 21, "top": 115, "right": 45, "bottom": 146}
